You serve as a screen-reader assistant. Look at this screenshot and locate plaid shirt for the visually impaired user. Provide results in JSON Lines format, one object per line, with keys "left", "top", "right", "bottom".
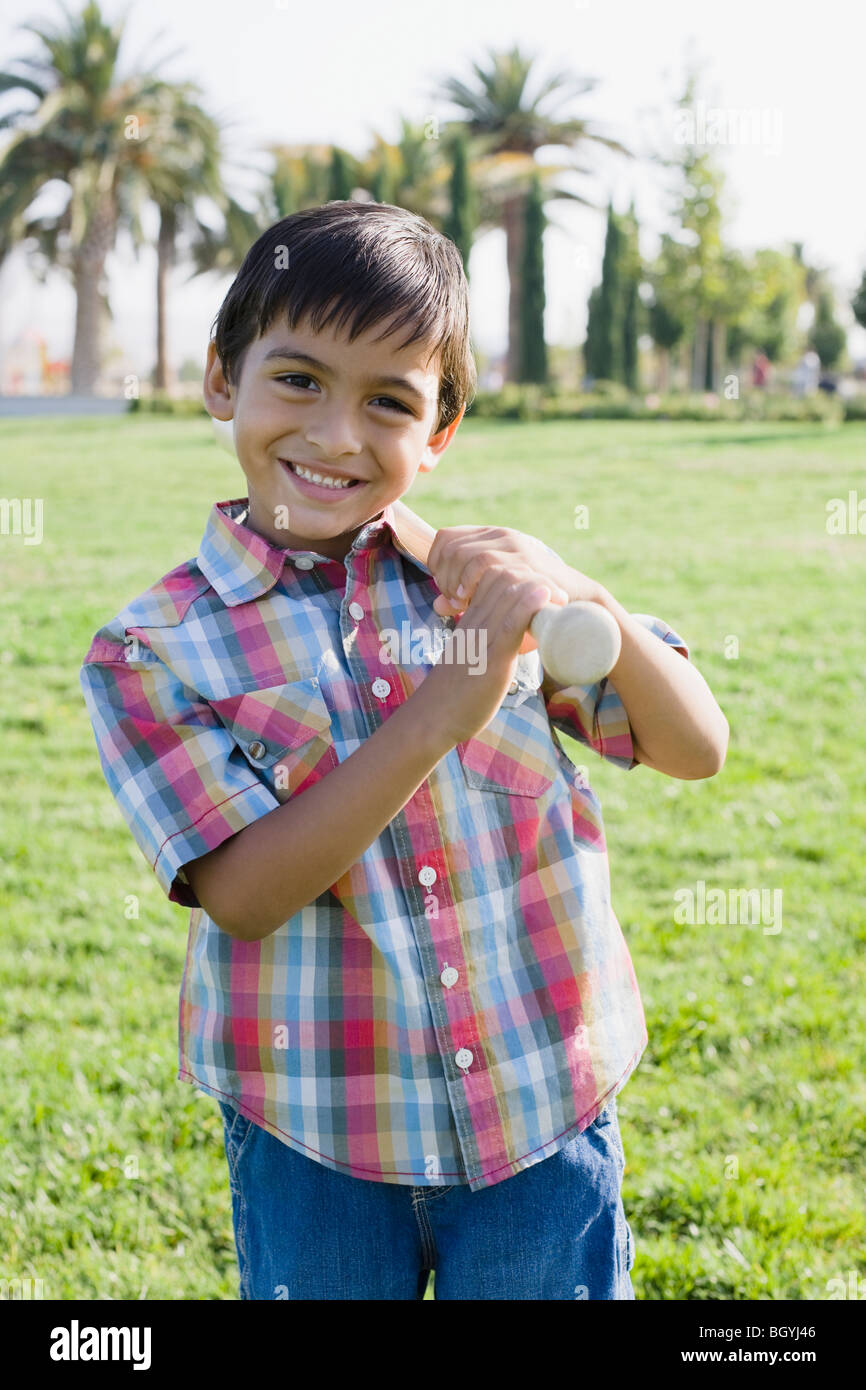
{"left": 79, "top": 497, "right": 689, "bottom": 1192}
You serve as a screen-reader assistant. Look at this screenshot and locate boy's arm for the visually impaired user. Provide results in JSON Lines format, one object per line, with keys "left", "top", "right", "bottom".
{"left": 592, "top": 584, "right": 729, "bottom": 779}
{"left": 185, "top": 676, "right": 458, "bottom": 943}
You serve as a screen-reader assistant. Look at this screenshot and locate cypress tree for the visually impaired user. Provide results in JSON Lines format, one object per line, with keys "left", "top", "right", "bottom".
{"left": 584, "top": 284, "right": 602, "bottom": 381}
{"left": 809, "top": 287, "right": 846, "bottom": 368}
{"left": 852, "top": 267, "right": 866, "bottom": 333}
{"left": 328, "top": 147, "right": 353, "bottom": 201}
{"left": 370, "top": 161, "right": 390, "bottom": 204}
{"left": 518, "top": 172, "right": 548, "bottom": 383}
{"left": 584, "top": 201, "right": 644, "bottom": 389}
{"left": 444, "top": 131, "right": 475, "bottom": 279}
{"left": 585, "top": 202, "right": 624, "bottom": 383}
{"left": 621, "top": 202, "right": 641, "bottom": 391}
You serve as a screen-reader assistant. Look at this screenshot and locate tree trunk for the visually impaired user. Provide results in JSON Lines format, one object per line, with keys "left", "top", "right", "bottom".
{"left": 657, "top": 348, "right": 670, "bottom": 393}
{"left": 154, "top": 206, "right": 177, "bottom": 393}
{"left": 691, "top": 318, "right": 708, "bottom": 391}
{"left": 70, "top": 194, "right": 116, "bottom": 396}
{"left": 503, "top": 191, "right": 527, "bottom": 383}
{"left": 711, "top": 319, "right": 726, "bottom": 392}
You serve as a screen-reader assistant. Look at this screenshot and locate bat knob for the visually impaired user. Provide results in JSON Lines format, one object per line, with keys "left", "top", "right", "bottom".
{"left": 531, "top": 600, "right": 622, "bottom": 686}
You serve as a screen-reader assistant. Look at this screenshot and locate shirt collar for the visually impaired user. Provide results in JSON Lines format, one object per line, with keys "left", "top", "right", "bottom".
{"left": 197, "top": 497, "right": 432, "bottom": 607}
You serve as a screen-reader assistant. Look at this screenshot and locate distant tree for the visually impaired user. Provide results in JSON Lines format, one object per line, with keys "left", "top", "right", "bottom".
{"left": 584, "top": 199, "right": 642, "bottom": 388}
{"left": 0, "top": 0, "right": 226, "bottom": 394}
{"left": 328, "top": 147, "right": 355, "bottom": 201}
{"left": 851, "top": 267, "right": 866, "bottom": 334}
{"left": 267, "top": 145, "right": 334, "bottom": 219}
{"left": 809, "top": 285, "right": 846, "bottom": 368}
{"left": 368, "top": 158, "right": 392, "bottom": 204}
{"left": 584, "top": 202, "right": 625, "bottom": 383}
{"left": 791, "top": 242, "right": 823, "bottom": 303}
{"left": 134, "top": 81, "right": 225, "bottom": 391}
{"left": 651, "top": 73, "right": 750, "bottom": 391}
{"left": 355, "top": 119, "right": 444, "bottom": 223}
{"left": 583, "top": 285, "right": 601, "bottom": 381}
{"left": 647, "top": 289, "right": 685, "bottom": 391}
{"left": 435, "top": 44, "right": 630, "bottom": 381}
{"left": 443, "top": 129, "right": 476, "bottom": 277}
{"left": 726, "top": 247, "right": 805, "bottom": 365}
{"left": 518, "top": 171, "right": 547, "bottom": 382}
{"left": 620, "top": 201, "right": 642, "bottom": 391}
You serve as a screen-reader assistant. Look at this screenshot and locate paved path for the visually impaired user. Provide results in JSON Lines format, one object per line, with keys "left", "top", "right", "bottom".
{"left": 0, "top": 396, "right": 128, "bottom": 417}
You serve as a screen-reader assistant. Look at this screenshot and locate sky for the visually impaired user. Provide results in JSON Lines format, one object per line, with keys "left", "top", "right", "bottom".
{"left": 1, "top": 0, "right": 865, "bottom": 381}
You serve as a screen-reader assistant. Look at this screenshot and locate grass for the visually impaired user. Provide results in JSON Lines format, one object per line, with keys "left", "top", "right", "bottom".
{"left": 1, "top": 412, "right": 864, "bottom": 1301}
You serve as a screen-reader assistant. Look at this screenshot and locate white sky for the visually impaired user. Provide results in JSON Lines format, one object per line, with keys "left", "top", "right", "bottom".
{"left": 2, "top": 0, "right": 865, "bottom": 378}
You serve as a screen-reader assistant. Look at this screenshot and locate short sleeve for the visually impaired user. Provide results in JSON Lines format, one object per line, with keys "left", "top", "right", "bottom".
{"left": 79, "top": 634, "right": 281, "bottom": 907}
{"left": 543, "top": 613, "right": 690, "bottom": 771}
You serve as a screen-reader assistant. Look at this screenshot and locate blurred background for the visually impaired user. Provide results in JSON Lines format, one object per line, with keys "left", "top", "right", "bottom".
{"left": 0, "top": 0, "right": 864, "bottom": 418}
{"left": 1, "top": 0, "right": 864, "bottom": 1305}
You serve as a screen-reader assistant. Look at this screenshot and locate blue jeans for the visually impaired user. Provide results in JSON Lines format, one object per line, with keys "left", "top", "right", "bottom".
{"left": 217, "top": 1097, "right": 636, "bottom": 1300}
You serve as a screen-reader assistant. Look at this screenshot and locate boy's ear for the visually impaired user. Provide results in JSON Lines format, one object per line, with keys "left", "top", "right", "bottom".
{"left": 203, "top": 341, "right": 234, "bottom": 420}
{"left": 417, "top": 403, "right": 466, "bottom": 474}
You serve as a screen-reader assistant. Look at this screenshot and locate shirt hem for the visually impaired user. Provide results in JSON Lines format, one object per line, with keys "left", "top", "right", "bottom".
{"left": 178, "top": 1033, "right": 647, "bottom": 1191}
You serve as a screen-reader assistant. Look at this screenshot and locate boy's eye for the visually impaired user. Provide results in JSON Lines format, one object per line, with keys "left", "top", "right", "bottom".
{"left": 275, "top": 374, "right": 411, "bottom": 414}
{"left": 275, "top": 373, "right": 319, "bottom": 394}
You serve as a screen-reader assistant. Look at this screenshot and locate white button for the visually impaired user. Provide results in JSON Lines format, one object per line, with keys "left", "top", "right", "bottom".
{"left": 295, "top": 556, "right": 315, "bottom": 570}
{"left": 454, "top": 1048, "right": 473, "bottom": 1070}
{"left": 508, "top": 678, "right": 519, "bottom": 694}
{"left": 349, "top": 601, "right": 364, "bottom": 620}
{"left": 440, "top": 966, "right": 458, "bottom": 989}
{"left": 248, "top": 740, "right": 267, "bottom": 760}
{"left": 371, "top": 678, "right": 391, "bottom": 699}
{"left": 418, "top": 865, "right": 437, "bottom": 887}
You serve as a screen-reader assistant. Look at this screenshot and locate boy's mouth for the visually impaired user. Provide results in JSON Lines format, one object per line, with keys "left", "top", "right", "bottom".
{"left": 280, "top": 458, "right": 366, "bottom": 498}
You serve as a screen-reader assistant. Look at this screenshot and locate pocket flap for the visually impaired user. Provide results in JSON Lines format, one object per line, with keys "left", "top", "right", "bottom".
{"left": 210, "top": 679, "right": 332, "bottom": 768}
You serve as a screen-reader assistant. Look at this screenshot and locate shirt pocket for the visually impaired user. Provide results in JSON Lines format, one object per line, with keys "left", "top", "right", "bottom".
{"left": 456, "top": 666, "right": 560, "bottom": 798}
{"left": 209, "top": 677, "right": 338, "bottom": 804}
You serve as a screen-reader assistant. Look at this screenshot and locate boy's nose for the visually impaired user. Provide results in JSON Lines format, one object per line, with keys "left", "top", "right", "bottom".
{"left": 303, "top": 414, "right": 364, "bottom": 461}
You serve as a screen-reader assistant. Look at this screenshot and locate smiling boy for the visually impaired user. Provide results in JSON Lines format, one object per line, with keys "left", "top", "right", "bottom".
{"left": 206, "top": 310, "right": 456, "bottom": 560}
{"left": 80, "top": 200, "right": 727, "bottom": 1301}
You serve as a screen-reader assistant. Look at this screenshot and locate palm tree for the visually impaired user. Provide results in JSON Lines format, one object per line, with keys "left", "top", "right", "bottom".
{"left": 433, "top": 45, "right": 630, "bottom": 380}
{"left": 267, "top": 144, "right": 340, "bottom": 218}
{"left": 0, "top": 1, "right": 228, "bottom": 395}
{"left": 266, "top": 121, "right": 451, "bottom": 227}
{"left": 0, "top": 3, "right": 158, "bottom": 391}
{"left": 125, "top": 80, "right": 225, "bottom": 390}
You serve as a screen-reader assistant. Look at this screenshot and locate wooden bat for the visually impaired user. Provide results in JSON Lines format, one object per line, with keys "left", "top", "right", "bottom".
{"left": 211, "top": 415, "right": 621, "bottom": 685}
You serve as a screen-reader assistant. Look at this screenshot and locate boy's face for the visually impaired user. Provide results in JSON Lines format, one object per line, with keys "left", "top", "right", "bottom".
{"left": 204, "top": 312, "right": 464, "bottom": 562}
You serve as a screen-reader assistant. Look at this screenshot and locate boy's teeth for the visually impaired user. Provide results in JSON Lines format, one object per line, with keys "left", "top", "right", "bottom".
{"left": 291, "top": 461, "right": 355, "bottom": 488}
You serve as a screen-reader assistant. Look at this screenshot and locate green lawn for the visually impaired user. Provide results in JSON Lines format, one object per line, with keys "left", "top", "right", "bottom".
{"left": 1, "top": 413, "right": 864, "bottom": 1301}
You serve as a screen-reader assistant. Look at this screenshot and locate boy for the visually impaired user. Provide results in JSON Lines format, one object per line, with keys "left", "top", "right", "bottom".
{"left": 79, "top": 200, "right": 728, "bottom": 1301}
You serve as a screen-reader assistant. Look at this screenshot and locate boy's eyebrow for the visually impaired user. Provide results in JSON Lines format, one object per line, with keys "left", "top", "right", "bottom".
{"left": 261, "top": 347, "right": 430, "bottom": 406}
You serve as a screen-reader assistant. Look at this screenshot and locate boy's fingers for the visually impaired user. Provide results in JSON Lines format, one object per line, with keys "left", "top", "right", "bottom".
{"left": 439, "top": 567, "right": 568, "bottom": 615}
{"left": 432, "top": 593, "right": 464, "bottom": 618}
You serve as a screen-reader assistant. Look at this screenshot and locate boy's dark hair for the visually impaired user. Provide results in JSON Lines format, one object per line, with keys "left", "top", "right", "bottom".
{"left": 211, "top": 200, "right": 476, "bottom": 433}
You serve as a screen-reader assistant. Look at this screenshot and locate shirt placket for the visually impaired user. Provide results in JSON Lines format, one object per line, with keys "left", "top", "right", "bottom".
{"left": 341, "top": 538, "right": 505, "bottom": 1187}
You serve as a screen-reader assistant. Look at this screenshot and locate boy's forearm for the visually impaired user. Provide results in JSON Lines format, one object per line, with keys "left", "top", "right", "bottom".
{"left": 195, "top": 680, "right": 458, "bottom": 942}
{"left": 593, "top": 584, "right": 729, "bottom": 779}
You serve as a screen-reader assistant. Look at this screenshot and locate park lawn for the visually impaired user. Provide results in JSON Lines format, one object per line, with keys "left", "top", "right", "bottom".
{"left": 1, "top": 412, "right": 864, "bottom": 1301}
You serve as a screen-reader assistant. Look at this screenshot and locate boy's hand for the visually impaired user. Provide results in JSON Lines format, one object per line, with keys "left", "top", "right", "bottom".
{"left": 418, "top": 567, "right": 566, "bottom": 745}
{"left": 428, "top": 525, "right": 601, "bottom": 654}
